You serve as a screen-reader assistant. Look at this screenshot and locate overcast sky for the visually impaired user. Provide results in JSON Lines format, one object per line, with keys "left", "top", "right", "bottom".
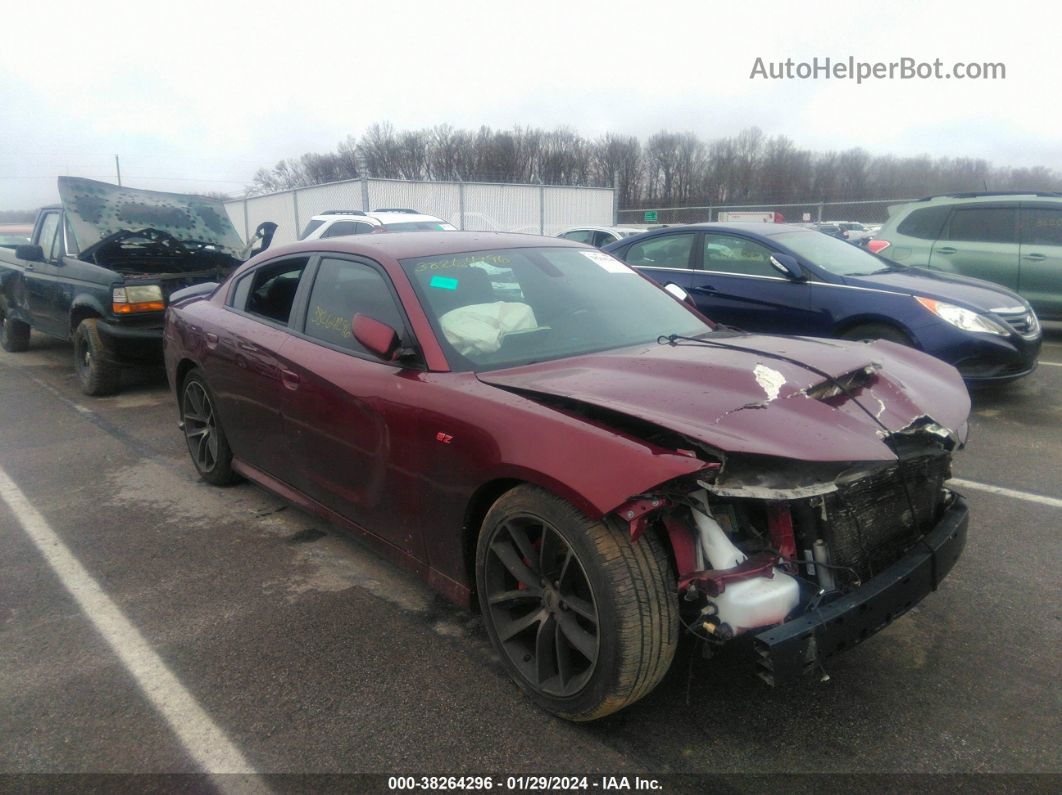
{"left": 1, "top": 0, "right": 1057, "bottom": 209}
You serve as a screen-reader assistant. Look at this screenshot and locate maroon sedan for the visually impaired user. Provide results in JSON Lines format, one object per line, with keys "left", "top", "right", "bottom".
{"left": 164, "top": 232, "right": 971, "bottom": 720}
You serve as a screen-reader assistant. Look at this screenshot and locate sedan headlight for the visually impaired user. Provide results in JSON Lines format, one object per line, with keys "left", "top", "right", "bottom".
{"left": 915, "top": 296, "right": 1008, "bottom": 336}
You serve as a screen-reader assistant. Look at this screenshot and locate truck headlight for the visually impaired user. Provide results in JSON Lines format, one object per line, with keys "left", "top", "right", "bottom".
{"left": 113, "top": 285, "right": 165, "bottom": 313}
{"left": 914, "top": 296, "right": 1008, "bottom": 336}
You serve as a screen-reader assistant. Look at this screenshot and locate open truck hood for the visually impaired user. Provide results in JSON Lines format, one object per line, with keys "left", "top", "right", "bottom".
{"left": 58, "top": 177, "right": 244, "bottom": 260}
{"left": 478, "top": 334, "right": 970, "bottom": 464}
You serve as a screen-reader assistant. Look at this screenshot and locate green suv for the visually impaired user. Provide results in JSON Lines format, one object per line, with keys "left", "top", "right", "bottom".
{"left": 870, "top": 192, "right": 1061, "bottom": 320}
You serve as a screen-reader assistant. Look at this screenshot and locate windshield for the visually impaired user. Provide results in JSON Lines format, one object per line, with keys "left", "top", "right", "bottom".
{"left": 773, "top": 230, "right": 895, "bottom": 276}
{"left": 400, "top": 246, "right": 711, "bottom": 370}
{"left": 386, "top": 221, "right": 456, "bottom": 232}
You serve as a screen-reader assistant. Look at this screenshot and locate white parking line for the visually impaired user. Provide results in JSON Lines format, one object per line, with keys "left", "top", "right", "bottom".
{"left": 1039, "top": 361, "right": 1062, "bottom": 367}
{"left": 0, "top": 465, "right": 259, "bottom": 777}
{"left": 950, "top": 478, "right": 1062, "bottom": 509}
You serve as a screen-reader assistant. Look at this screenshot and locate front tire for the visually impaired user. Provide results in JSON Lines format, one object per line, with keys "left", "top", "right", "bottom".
{"left": 0, "top": 304, "right": 30, "bottom": 352}
{"left": 840, "top": 322, "right": 913, "bottom": 346}
{"left": 181, "top": 371, "right": 239, "bottom": 486}
{"left": 73, "top": 318, "right": 121, "bottom": 395}
{"left": 476, "top": 485, "right": 678, "bottom": 721}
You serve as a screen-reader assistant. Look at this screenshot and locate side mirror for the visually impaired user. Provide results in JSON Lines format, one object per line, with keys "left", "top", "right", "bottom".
{"left": 769, "top": 253, "right": 804, "bottom": 281}
{"left": 663, "top": 282, "right": 693, "bottom": 304}
{"left": 15, "top": 244, "right": 44, "bottom": 262}
{"left": 352, "top": 314, "right": 401, "bottom": 360}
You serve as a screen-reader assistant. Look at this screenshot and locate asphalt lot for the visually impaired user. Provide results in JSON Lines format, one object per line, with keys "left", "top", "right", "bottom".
{"left": 1, "top": 325, "right": 1060, "bottom": 786}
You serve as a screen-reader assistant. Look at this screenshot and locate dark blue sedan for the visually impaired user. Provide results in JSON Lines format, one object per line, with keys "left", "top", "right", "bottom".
{"left": 603, "top": 223, "right": 1042, "bottom": 384}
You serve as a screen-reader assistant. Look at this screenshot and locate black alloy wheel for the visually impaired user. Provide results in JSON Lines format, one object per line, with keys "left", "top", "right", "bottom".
{"left": 482, "top": 515, "right": 600, "bottom": 697}
{"left": 181, "top": 372, "right": 238, "bottom": 485}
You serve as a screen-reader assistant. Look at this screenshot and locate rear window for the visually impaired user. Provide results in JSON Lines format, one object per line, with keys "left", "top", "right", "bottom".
{"left": 896, "top": 205, "right": 951, "bottom": 240}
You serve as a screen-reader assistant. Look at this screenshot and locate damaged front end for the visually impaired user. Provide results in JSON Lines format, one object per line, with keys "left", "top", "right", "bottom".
{"left": 610, "top": 419, "right": 968, "bottom": 686}
{"left": 481, "top": 330, "right": 974, "bottom": 685}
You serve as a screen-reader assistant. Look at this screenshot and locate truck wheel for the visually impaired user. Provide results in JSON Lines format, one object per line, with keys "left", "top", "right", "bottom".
{"left": 476, "top": 485, "right": 678, "bottom": 721}
{"left": 73, "top": 318, "right": 121, "bottom": 396}
{"left": 0, "top": 305, "right": 31, "bottom": 352}
{"left": 181, "top": 371, "right": 239, "bottom": 486}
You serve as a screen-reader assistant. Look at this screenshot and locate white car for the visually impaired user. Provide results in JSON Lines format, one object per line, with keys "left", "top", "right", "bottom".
{"left": 558, "top": 226, "right": 644, "bottom": 248}
{"left": 299, "top": 209, "right": 456, "bottom": 240}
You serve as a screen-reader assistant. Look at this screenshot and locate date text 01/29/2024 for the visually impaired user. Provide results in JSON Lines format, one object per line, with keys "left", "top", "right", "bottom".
{"left": 387, "top": 776, "right": 663, "bottom": 791}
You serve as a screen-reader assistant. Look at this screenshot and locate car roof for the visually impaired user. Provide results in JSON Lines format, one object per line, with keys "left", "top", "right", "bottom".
{"left": 253, "top": 231, "right": 587, "bottom": 264}
{"left": 626, "top": 222, "right": 813, "bottom": 237}
{"left": 311, "top": 211, "right": 447, "bottom": 224}
{"left": 561, "top": 225, "right": 632, "bottom": 234}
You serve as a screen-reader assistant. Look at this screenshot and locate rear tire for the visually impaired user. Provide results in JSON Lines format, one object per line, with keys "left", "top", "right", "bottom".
{"left": 840, "top": 322, "right": 913, "bottom": 346}
{"left": 73, "top": 318, "right": 121, "bottom": 395}
{"left": 0, "top": 304, "right": 31, "bottom": 352}
{"left": 476, "top": 485, "right": 678, "bottom": 721}
{"left": 181, "top": 370, "right": 239, "bottom": 486}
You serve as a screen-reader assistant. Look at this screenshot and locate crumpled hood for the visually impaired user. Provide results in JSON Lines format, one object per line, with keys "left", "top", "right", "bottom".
{"left": 59, "top": 177, "right": 245, "bottom": 259}
{"left": 478, "top": 335, "right": 970, "bottom": 463}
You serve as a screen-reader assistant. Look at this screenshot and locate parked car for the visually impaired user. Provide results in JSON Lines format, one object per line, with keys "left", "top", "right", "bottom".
{"left": 811, "top": 223, "right": 847, "bottom": 240}
{"left": 869, "top": 192, "right": 1062, "bottom": 320}
{"left": 557, "top": 226, "right": 643, "bottom": 247}
{"left": 165, "top": 231, "right": 970, "bottom": 720}
{"left": 603, "top": 223, "right": 1041, "bottom": 384}
{"left": 0, "top": 177, "right": 257, "bottom": 395}
{"left": 299, "top": 209, "right": 455, "bottom": 240}
{"left": 0, "top": 224, "right": 33, "bottom": 247}
{"left": 835, "top": 221, "right": 873, "bottom": 243}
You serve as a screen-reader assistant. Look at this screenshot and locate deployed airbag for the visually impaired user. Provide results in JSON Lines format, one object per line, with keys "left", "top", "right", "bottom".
{"left": 440, "top": 302, "right": 538, "bottom": 356}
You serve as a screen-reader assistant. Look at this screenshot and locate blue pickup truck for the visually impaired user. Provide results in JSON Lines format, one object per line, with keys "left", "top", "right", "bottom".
{"left": 0, "top": 178, "right": 265, "bottom": 395}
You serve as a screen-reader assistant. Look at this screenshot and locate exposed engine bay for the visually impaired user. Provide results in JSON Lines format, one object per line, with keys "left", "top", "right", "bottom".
{"left": 85, "top": 228, "right": 241, "bottom": 277}
{"left": 611, "top": 436, "right": 960, "bottom": 684}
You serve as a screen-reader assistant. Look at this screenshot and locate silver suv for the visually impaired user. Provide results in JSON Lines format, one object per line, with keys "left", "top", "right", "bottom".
{"left": 299, "top": 209, "right": 455, "bottom": 240}
{"left": 870, "top": 192, "right": 1062, "bottom": 320}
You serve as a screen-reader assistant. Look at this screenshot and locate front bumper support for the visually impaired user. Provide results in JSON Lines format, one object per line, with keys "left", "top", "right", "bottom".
{"left": 753, "top": 495, "right": 968, "bottom": 685}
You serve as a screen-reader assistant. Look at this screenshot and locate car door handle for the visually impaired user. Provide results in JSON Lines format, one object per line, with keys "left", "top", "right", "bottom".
{"left": 690, "top": 284, "right": 716, "bottom": 293}
{"left": 237, "top": 341, "right": 259, "bottom": 353}
{"left": 936, "top": 246, "right": 957, "bottom": 255}
{"left": 1022, "top": 253, "right": 1046, "bottom": 261}
{"left": 280, "top": 369, "right": 301, "bottom": 390}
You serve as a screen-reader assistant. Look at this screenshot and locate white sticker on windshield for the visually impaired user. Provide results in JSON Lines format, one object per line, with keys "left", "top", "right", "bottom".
{"left": 579, "top": 250, "right": 636, "bottom": 274}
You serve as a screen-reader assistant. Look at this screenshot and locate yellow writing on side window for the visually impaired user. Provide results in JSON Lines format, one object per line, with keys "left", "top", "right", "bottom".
{"left": 309, "top": 305, "right": 352, "bottom": 338}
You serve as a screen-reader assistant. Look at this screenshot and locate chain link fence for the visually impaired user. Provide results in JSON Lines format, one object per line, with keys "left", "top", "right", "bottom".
{"left": 617, "top": 198, "right": 911, "bottom": 227}
{"left": 225, "top": 178, "right": 615, "bottom": 245}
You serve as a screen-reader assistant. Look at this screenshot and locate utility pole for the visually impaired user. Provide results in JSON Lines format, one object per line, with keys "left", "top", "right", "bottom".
{"left": 115, "top": 155, "right": 122, "bottom": 186}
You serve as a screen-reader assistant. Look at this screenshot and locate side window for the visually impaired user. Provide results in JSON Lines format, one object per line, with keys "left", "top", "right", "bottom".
{"left": 702, "top": 234, "right": 778, "bottom": 277}
{"left": 947, "top": 207, "right": 1017, "bottom": 244}
{"left": 299, "top": 219, "right": 325, "bottom": 240}
{"left": 562, "top": 230, "right": 594, "bottom": 244}
{"left": 626, "top": 233, "right": 694, "bottom": 268}
{"left": 896, "top": 205, "right": 951, "bottom": 240}
{"left": 1021, "top": 208, "right": 1062, "bottom": 246}
{"left": 320, "top": 221, "right": 357, "bottom": 238}
{"left": 592, "top": 231, "right": 616, "bottom": 248}
{"left": 353, "top": 222, "right": 374, "bottom": 234}
{"left": 36, "top": 212, "right": 61, "bottom": 261}
{"left": 243, "top": 258, "right": 309, "bottom": 324}
{"left": 303, "top": 258, "right": 405, "bottom": 354}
